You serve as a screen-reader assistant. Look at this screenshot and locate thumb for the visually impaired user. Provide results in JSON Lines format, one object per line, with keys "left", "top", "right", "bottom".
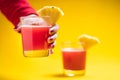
{"left": 14, "top": 23, "right": 22, "bottom": 33}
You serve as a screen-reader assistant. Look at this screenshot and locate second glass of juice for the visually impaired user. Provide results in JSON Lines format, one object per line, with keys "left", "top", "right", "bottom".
{"left": 61, "top": 42, "right": 86, "bottom": 76}
{"left": 20, "top": 16, "right": 51, "bottom": 57}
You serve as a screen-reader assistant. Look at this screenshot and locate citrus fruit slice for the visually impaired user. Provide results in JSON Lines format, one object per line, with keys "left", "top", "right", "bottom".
{"left": 78, "top": 34, "right": 100, "bottom": 50}
{"left": 37, "top": 6, "right": 64, "bottom": 25}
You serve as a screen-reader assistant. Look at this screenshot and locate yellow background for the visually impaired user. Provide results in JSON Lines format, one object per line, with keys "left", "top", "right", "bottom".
{"left": 0, "top": 0, "right": 120, "bottom": 80}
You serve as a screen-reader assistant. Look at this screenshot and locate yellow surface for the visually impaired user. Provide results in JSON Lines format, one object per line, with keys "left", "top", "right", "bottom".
{"left": 0, "top": 0, "right": 120, "bottom": 80}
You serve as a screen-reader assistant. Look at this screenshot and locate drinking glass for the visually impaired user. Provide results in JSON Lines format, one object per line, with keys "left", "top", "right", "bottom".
{"left": 20, "top": 16, "right": 51, "bottom": 57}
{"left": 61, "top": 42, "right": 86, "bottom": 76}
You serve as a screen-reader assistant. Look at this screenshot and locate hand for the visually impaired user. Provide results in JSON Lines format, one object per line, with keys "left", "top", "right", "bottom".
{"left": 15, "top": 14, "right": 59, "bottom": 55}
{"left": 48, "top": 24, "right": 59, "bottom": 54}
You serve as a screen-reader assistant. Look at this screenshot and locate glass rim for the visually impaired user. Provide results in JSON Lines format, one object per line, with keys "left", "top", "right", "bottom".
{"left": 61, "top": 41, "right": 85, "bottom": 50}
{"left": 20, "top": 25, "right": 51, "bottom": 27}
{"left": 20, "top": 16, "right": 52, "bottom": 27}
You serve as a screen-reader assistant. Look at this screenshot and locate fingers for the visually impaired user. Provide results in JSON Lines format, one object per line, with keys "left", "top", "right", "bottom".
{"left": 49, "top": 24, "right": 59, "bottom": 35}
{"left": 14, "top": 22, "right": 22, "bottom": 33}
{"left": 15, "top": 25, "right": 21, "bottom": 32}
{"left": 48, "top": 49, "right": 53, "bottom": 55}
{"left": 48, "top": 34, "right": 57, "bottom": 43}
{"left": 48, "top": 25, "right": 59, "bottom": 54}
{"left": 50, "top": 41, "right": 56, "bottom": 48}
{"left": 48, "top": 41, "right": 56, "bottom": 54}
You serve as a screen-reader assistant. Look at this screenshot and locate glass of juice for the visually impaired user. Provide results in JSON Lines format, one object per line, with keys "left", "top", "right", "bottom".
{"left": 61, "top": 42, "right": 86, "bottom": 76}
{"left": 20, "top": 16, "right": 51, "bottom": 57}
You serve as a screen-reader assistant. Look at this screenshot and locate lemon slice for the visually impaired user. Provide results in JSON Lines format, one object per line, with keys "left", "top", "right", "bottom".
{"left": 78, "top": 34, "right": 100, "bottom": 50}
{"left": 37, "top": 6, "right": 64, "bottom": 25}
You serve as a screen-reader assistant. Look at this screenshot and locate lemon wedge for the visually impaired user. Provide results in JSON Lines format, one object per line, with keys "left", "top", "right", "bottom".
{"left": 37, "top": 6, "right": 64, "bottom": 25}
{"left": 78, "top": 34, "right": 100, "bottom": 50}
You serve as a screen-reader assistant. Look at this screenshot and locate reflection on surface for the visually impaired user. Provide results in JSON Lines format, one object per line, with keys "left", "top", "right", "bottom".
{"left": 43, "top": 73, "right": 93, "bottom": 80}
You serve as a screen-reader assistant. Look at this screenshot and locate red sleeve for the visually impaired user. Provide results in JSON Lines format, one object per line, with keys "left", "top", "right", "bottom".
{"left": 0, "top": 0, "right": 38, "bottom": 28}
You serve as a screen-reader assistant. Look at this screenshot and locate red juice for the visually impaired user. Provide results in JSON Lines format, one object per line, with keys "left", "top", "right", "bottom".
{"left": 21, "top": 25, "right": 50, "bottom": 56}
{"left": 62, "top": 48, "right": 86, "bottom": 70}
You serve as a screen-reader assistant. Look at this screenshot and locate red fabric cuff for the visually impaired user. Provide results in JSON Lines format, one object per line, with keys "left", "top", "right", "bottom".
{"left": 0, "top": 0, "right": 38, "bottom": 28}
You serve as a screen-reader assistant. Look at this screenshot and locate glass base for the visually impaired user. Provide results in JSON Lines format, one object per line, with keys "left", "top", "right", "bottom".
{"left": 64, "top": 69, "right": 85, "bottom": 77}
{"left": 23, "top": 50, "right": 49, "bottom": 57}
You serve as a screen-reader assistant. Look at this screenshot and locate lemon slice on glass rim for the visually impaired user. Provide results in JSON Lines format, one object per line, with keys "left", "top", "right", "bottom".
{"left": 78, "top": 34, "right": 100, "bottom": 50}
